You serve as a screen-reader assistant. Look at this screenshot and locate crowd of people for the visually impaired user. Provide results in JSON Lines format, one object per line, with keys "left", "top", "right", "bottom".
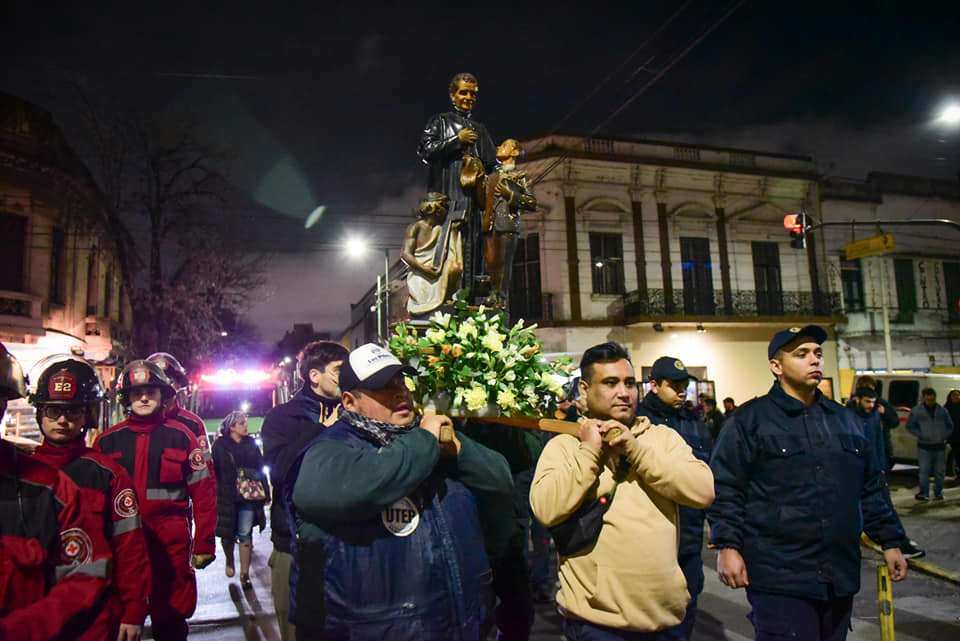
{"left": 3, "top": 324, "right": 958, "bottom": 641}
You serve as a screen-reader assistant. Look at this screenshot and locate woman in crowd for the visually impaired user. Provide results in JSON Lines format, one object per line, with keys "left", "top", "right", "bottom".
{"left": 945, "top": 389, "right": 960, "bottom": 478}
{"left": 212, "top": 410, "right": 269, "bottom": 589}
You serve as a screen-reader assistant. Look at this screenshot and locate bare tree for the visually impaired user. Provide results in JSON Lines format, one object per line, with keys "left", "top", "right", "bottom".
{"left": 66, "top": 85, "right": 267, "bottom": 361}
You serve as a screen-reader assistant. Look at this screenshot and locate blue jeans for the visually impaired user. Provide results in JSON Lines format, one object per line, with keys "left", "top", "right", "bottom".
{"left": 917, "top": 446, "right": 946, "bottom": 498}
{"left": 563, "top": 619, "right": 675, "bottom": 641}
{"left": 746, "top": 589, "right": 852, "bottom": 641}
{"left": 235, "top": 505, "right": 255, "bottom": 543}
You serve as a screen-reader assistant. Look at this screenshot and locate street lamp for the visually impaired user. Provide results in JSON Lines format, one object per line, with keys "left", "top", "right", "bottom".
{"left": 344, "top": 237, "right": 392, "bottom": 340}
{"left": 937, "top": 102, "right": 960, "bottom": 126}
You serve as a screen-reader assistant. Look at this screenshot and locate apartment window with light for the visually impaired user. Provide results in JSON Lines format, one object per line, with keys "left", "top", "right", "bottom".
{"left": 590, "top": 232, "right": 624, "bottom": 295}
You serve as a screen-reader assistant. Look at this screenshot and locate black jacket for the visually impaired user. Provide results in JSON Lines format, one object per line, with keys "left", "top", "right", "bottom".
{"left": 635, "top": 392, "right": 713, "bottom": 560}
{"left": 211, "top": 434, "right": 268, "bottom": 540}
{"left": 708, "top": 383, "right": 904, "bottom": 599}
{"left": 260, "top": 386, "right": 338, "bottom": 553}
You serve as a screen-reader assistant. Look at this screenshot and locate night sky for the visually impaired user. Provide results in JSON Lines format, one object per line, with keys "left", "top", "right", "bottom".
{"left": 5, "top": 1, "right": 959, "bottom": 341}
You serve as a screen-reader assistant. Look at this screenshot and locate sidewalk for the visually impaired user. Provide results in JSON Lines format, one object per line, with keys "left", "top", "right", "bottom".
{"left": 878, "top": 472, "right": 960, "bottom": 585}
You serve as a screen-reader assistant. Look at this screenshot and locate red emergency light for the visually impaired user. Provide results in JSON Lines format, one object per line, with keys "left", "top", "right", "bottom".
{"left": 200, "top": 369, "right": 272, "bottom": 386}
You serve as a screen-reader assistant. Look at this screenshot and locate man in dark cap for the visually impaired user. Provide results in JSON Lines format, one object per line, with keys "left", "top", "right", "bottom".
{"left": 707, "top": 326, "right": 907, "bottom": 641}
{"left": 287, "top": 343, "right": 513, "bottom": 641}
{"left": 636, "top": 356, "right": 713, "bottom": 641}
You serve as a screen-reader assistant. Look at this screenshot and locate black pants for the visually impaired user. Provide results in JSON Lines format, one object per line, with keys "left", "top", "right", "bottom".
{"left": 746, "top": 589, "right": 853, "bottom": 641}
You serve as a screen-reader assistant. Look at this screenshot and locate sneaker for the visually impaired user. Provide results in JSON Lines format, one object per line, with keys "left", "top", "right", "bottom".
{"left": 900, "top": 540, "right": 926, "bottom": 559}
{"left": 915, "top": 493, "right": 929, "bottom": 502}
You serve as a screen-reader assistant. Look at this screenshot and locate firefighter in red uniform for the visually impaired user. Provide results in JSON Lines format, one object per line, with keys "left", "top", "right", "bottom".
{"left": 1, "top": 343, "right": 113, "bottom": 641}
{"left": 95, "top": 360, "right": 217, "bottom": 641}
{"left": 146, "top": 352, "right": 213, "bottom": 468}
{"left": 30, "top": 357, "right": 151, "bottom": 641}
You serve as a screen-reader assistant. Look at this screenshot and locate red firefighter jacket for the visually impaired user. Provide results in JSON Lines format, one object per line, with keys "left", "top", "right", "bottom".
{"left": 33, "top": 440, "right": 151, "bottom": 629}
{"left": 0, "top": 440, "right": 113, "bottom": 641}
{"left": 165, "top": 403, "right": 215, "bottom": 473}
{"left": 95, "top": 412, "right": 216, "bottom": 554}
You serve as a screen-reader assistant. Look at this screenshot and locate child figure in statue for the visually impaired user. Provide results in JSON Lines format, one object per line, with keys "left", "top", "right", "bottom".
{"left": 402, "top": 192, "right": 463, "bottom": 317}
{"left": 482, "top": 138, "right": 537, "bottom": 308}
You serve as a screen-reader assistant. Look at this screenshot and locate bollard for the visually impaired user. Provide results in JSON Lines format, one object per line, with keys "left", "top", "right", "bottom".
{"left": 877, "top": 564, "right": 896, "bottom": 641}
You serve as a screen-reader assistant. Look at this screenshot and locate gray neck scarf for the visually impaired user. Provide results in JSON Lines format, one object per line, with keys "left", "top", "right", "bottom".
{"left": 339, "top": 408, "right": 420, "bottom": 446}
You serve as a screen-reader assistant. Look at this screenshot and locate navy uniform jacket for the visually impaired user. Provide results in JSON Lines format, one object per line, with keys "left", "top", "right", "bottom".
{"left": 707, "top": 383, "right": 904, "bottom": 599}
{"left": 635, "top": 392, "right": 713, "bottom": 561}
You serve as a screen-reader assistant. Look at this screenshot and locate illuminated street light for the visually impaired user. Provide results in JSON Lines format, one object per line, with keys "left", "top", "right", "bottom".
{"left": 938, "top": 103, "right": 960, "bottom": 125}
{"left": 344, "top": 237, "right": 391, "bottom": 340}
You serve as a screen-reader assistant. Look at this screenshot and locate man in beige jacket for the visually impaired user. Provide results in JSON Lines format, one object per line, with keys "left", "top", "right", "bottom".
{"left": 530, "top": 342, "right": 715, "bottom": 640}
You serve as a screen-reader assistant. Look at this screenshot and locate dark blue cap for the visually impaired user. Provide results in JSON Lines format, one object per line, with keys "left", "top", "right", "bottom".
{"left": 649, "top": 356, "right": 697, "bottom": 382}
{"left": 767, "top": 325, "right": 828, "bottom": 359}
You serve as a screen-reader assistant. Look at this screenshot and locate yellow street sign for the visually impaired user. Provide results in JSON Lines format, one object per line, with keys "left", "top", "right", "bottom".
{"left": 845, "top": 233, "right": 895, "bottom": 260}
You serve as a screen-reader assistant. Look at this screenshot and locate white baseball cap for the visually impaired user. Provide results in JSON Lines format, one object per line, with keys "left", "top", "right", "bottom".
{"left": 339, "top": 343, "right": 418, "bottom": 393}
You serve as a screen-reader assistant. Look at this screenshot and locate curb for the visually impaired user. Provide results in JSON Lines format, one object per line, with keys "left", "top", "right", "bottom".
{"left": 860, "top": 534, "right": 960, "bottom": 586}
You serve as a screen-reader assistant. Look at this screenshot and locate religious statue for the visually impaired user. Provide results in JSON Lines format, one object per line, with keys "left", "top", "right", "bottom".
{"left": 418, "top": 72, "right": 497, "bottom": 302}
{"left": 401, "top": 192, "right": 463, "bottom": 317}
{"left": 480, "top": 139, "right": 537, "bottom": 310}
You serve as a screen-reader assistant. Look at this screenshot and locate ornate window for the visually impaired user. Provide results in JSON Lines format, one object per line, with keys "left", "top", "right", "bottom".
{"left": 752, "top": 242, "right": 783, "bottom": 315}
{"left": 680, "top": 237, "right": 714, "bottom": 315}
{"left": 590, "top": 232, "right": 624, "bottom": 295}
{"left": 510, "top": 235, "right": 542, "bottom": 321}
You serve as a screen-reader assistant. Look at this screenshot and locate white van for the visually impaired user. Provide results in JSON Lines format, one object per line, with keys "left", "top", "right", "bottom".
{"left": 849, "top": 372, "right": 960, "bottom": 464}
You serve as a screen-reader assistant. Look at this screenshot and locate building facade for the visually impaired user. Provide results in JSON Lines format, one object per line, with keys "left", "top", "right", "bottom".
{"left": 0, "top": 93, "right": 131, "bottom": 437}
{"left": 819, "top": 173, "right": 960, "bottom": 395}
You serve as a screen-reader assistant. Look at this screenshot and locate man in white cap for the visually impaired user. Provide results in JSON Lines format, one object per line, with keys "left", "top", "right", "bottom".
{"left": 287, "top": 343, "right": 513, "bottom": 641}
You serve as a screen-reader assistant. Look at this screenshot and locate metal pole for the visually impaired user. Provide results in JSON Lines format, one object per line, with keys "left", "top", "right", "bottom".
{"left": 879, "top": 262, "right": 893, "bottom": 372}
{"left": 375, "top": 274, "right": 383, "bottom": 341}
{"left": 383, "top": 248, "right": 390, "bottom": 339}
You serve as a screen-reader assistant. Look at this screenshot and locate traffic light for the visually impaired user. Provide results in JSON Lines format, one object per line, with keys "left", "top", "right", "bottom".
{"left": 784, "top": 213, "right": 807, "bottom": 249}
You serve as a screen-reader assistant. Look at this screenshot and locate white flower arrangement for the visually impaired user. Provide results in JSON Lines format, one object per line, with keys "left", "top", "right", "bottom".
{"left": 388, "top": 296, "right": 571, "bottom": 416}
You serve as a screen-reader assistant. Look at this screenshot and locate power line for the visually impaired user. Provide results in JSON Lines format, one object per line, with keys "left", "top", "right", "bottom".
{"left": 531, "top": 0, "right": 749, "bottom": 186}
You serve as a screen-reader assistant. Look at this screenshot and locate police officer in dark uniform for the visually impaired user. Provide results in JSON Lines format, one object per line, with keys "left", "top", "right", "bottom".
{"left": 708, "top": 326, "right": 907, "bottom": 641}
{"left": 635, "top": 356, "right": 713, "bottom": 641}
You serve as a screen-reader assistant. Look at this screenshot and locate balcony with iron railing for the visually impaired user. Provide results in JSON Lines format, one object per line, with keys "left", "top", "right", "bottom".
{"left": 623, "top": 288, "right": 843, "bottom": 322}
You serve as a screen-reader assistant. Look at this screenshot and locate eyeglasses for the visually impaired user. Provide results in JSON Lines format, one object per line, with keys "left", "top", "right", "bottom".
{"left": 42, "top": 406, "right": 86, "bottom": 421}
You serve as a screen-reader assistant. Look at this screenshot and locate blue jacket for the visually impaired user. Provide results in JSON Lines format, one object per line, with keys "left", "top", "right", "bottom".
{"left": 635, "top": 392, "right": 713, "bottom": 561}
{"left": 905, "top": 403, "right": 954, "bottom": 447}
{"left": 289, "top": 419, "right": 511, "bottom": 641}
{"left": 261, "top": 386, "right": 338, "bottom": 553}
{"left": 707, "top": 383, "right": 904, "bottom": 600}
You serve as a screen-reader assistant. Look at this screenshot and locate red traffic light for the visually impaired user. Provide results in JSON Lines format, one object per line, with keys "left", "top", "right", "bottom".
{"left": 783, "top": 214, "right": 802, "bottom": 232}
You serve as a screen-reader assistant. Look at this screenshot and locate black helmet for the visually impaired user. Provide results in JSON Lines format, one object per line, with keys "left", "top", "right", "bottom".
{"left": 30, "top": 359, "right": 104, "bottom": 435}
{"left": 117, "top": 360, "right": 175, "bottom": 404}
{"left": 30, "top": 359, "right": 104, "bottom": 407}
{"left": 146, "top": 352, "right": 189, "bottom": 391}
{"left": 0, "top": 342, "right": 28, "bottom": 401}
